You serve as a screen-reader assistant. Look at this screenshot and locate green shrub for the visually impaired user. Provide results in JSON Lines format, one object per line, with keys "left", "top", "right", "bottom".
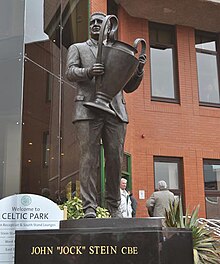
{"left": 165, "top": 199, "right": 220, "bottom": 264}
{"left": 59, "top": 196, "right": 111, "bottom": 219}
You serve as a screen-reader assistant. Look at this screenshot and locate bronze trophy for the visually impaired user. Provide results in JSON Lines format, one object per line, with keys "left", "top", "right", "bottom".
{"left": 84, "top": 15, "right": 146, "bottom": 116}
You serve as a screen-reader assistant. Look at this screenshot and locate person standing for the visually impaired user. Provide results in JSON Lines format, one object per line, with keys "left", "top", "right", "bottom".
{"left": 146, "top": 180, "right": 175, "bottom": 217}
{"left": 119, "top": 178, "right": 132, "bottom": 218}
{"left": 65, "top": 12, "right": 146, "bottom": 218}
{"left": 128, "top": 191, "right": 137, "bottom": 217}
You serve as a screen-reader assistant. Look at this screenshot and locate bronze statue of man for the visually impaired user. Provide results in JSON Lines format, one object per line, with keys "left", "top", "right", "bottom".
{"left": 66, "top": 12, "right": 146, "bottom": 218}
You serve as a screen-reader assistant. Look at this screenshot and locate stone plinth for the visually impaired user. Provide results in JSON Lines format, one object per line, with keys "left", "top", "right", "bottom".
{"left": 15, "top": 218, "right": 193, "bottom": 264}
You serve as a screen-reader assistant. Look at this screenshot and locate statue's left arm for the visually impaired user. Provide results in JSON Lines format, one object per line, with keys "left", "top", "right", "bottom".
{"left": 123, "top": 54, "right": 146, "bottom": 93}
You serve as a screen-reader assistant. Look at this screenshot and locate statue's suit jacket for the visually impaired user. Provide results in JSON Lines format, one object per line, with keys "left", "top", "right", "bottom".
{"left": 66, "top": 39, "right": 144, "bottom": 123}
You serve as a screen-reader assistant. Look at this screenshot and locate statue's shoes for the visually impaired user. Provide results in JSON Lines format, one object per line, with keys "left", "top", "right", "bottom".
{"left": 84, "top": 208, "right": 96, "bottom": 218}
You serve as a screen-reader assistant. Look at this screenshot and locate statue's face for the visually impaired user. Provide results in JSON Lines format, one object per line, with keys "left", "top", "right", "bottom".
{"left": 90, "top": 14, "right": 105, "bottom": 40}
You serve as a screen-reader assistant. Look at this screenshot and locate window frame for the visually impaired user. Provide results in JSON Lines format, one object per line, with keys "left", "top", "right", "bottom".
{"left": 153, "top": 156, "right": 184, "bottom": 198}
{"left": 149, "top": 22, "right": 179, "bottom": 103}
{"left": 121, "top": 152, "right": 132, "bottom": 191}
{"left": 203, "top": 159, "right": 220, "bottom": 196}
{"left": 195, "top": 30, "right": 220, "bottom": 107}
{"left": 203, "top": 159, "right": 220, "bottom": 218}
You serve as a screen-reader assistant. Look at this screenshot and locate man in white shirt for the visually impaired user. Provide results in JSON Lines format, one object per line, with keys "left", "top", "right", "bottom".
{"left": 119, "top": 178, "right": 132, "bottom": 218}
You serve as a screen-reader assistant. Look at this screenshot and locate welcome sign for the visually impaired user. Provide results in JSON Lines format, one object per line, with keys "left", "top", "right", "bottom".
{"left": 0, "top": 194, "right": 63, "bottom": 264}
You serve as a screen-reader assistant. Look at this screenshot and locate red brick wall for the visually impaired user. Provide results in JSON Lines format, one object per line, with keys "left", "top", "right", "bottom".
{"left": 90, "top": 0, "right": 107, "bottom": 14}
{"left": 91, "top": 0, "right": 220, "bottom": 218}
{"left": 118, "top": 6, "right": 220, "bottom": 218}
{"left": 117, "top": 7, "right": 152, "bottom": 217}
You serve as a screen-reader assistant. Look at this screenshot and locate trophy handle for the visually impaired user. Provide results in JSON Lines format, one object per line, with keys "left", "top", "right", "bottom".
{"left": 84, "top": 15, "right": 142, "bottom": 116}
{"left": 95, "top": 15, "right": 118, "bottom": 100}
{"left": 96, "top": 15, "right": 118, "bottom": 64}
{"left": 133, "top": 38, "right": 146, "bottom": 57}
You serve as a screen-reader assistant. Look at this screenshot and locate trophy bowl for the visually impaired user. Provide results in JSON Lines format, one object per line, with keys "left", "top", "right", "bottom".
{"left": 84, "top": 15, "right": 146, "bottom": 116}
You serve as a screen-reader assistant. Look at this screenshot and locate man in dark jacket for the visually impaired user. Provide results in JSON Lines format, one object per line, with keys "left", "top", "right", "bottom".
{"left": 128, "top": 192, "right": 137, "bottom": 217}
{"left": 66, "top": 12, "right": 146, "bottom": 218}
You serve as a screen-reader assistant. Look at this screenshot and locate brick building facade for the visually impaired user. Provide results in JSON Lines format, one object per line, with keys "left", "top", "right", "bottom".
{"left": 0, "top": 0, "right": 219, "bottom": 219}
{"left": 91, "top": 0, "right": 220, "bottom": 218}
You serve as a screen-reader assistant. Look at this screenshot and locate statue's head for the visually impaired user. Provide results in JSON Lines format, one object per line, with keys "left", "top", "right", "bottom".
{"left": 89, "top": 12, "right": 106, "bottom": 40}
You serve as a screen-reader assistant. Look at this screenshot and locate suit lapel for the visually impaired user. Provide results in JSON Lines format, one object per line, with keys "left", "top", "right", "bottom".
{"left": 86, "top": 39, "right": 98, "bottom": 59}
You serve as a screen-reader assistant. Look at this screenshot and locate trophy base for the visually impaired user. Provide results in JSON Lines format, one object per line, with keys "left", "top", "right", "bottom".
{"left": 84, "top": 97, "right": 116, "bottom": 116}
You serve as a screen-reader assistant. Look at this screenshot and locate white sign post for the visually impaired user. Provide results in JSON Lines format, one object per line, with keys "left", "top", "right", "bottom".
{"left": 0, "top": 194, "right": 63, "bottom": 264}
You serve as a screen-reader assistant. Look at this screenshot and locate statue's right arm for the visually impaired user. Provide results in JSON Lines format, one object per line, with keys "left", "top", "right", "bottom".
{"left": 65, "top": 45, "right": 92, "bottom": 82}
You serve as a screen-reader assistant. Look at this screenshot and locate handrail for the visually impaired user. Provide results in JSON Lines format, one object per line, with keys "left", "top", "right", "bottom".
{"left": 198, "top": 218, "right": 220, "bottom": 237}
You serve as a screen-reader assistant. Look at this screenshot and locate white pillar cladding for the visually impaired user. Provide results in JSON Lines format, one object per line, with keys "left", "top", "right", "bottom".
{"left": 0, "top": 1, "right": 25, "bottom": 199}
{"left": 3, "top": 122, "right": 22, "bottom": 196}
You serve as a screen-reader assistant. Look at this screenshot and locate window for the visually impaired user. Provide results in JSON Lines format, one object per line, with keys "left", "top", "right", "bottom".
{"left": 43, "top": 131, "right": 50, "bottom": 168}
{"left": 195, "top": 31, "right": 220, "bottom": 106}
{"left": 22, "top": 0, "right": 89, "bottom": 198}
{"left": 154, "top": 157, "right": 183, "bottom": 198}
{"left": 149, "top": 22, "right": 179, "bottom": 102}
{"left": 203, "top": 159, "right": 220, "bottom": 219}
{"left": 46, "top": 72, "right": 52, "bottom": 102}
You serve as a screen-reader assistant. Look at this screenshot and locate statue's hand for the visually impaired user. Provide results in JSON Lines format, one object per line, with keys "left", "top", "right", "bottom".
{"left": 137, "top": 54, "right": 147, "bottom": 73}
{"left": 88, "top": 63, "right": 104, "bottom": 77}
